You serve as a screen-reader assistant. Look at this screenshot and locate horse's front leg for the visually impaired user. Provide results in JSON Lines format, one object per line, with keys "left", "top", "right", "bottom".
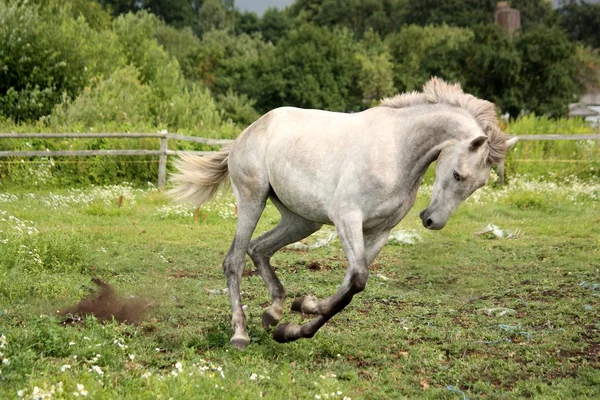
{"left": 273, "top": 214, "right": 389, "bottom": 343}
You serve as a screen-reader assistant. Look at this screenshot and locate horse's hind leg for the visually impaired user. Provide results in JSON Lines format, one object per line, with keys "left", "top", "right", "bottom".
{"left": 248, "top": 198, "right": 322, "bottom": 330}
{"left": 224, "top": 182, "right": 268, "bottom": 350}
{"left": 273, "top": 217, "right": 390, "bottom": 343}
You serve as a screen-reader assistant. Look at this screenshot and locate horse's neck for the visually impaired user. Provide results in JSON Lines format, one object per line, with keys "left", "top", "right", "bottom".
{"left": 403, "top": 110, "right": 469, "bottom": 184}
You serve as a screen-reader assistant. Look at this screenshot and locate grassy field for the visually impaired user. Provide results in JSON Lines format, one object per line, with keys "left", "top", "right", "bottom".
{"left": 0, "top": 175, "right": 599, "bottom": 399}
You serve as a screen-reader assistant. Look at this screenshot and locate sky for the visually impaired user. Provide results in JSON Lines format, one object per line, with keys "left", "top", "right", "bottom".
{"left": 235, "top": 0, "right": 295, "bottom": 15}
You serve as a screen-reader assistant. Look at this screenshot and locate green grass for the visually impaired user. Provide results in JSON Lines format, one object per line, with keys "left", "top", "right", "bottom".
{"left": 0, "top": 178, "right": 599, "bottom": 399}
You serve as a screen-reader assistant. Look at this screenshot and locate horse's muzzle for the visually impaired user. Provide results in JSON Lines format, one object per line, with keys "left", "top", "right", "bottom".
{"left": 419, "top": 208, "right": 444, "bottom": 230}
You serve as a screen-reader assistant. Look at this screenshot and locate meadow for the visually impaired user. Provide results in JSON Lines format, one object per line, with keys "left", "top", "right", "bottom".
{"left": 0, "top": 172, "right": 598, "bottom": 399}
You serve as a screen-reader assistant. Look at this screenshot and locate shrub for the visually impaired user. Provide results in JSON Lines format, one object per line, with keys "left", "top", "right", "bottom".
{"left": 53, "top": 66, "right": 154, "bottom": 129}
{"left": 0, "top": 1, "right": 123, "bottom": 121}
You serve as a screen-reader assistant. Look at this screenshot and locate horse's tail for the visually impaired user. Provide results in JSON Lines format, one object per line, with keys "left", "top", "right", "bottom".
{"left": 167, "top": 146, "right": 231, "bottom": 207}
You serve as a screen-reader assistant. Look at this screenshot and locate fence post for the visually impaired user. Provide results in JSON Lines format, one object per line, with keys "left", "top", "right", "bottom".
{"left": 158, "top": 134, "right": 168, "bottom": 190}
{"left": 497, "top": 160, "right": 505, "bottom": 186}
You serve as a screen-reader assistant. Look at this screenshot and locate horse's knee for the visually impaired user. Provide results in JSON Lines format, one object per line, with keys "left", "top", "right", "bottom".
{"left": 350, "top": 270, "right": 369, "bottom": 293}
{"left": 223, "top": 254, "right": 244, "bottom": 278}
{"left": 247, "top": 242, "right": 262, "bottom": 265}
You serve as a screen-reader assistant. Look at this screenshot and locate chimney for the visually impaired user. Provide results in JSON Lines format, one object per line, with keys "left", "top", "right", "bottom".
{"left": 495, "top": 2, "right": 521, "bottom": 36}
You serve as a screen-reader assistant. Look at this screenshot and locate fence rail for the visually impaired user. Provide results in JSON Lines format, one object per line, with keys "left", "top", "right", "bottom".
{"left": 0, "top": 131, "right": 598, "bottom": 188}
{"left": 0, "top": 133, "right": 233, "bottom": 189}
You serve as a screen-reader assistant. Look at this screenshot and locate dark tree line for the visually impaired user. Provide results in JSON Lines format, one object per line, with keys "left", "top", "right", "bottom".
{"left": 1, "top": 0, "right": 599, "bottom": 125}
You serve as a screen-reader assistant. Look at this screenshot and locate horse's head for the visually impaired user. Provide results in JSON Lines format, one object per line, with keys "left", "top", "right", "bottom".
{"left": 419, "top": 134, "right": 518, "bottom": 230}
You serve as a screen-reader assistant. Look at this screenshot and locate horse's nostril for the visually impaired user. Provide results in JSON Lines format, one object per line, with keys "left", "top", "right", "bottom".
{"left": 425, "top": 218, "right": 433, "bottom": 227}
{"left": 419, "top": 210, "right": 425, "bottom": 219}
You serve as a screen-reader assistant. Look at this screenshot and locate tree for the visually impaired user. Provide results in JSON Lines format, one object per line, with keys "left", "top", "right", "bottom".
{"left": 97, "top": 0, "right": 140, "bottom": 16}
{"left": 260, "top": 7, "right": 290, "bottom": 44}
{"left": 403, "top": 0, "right": 496, "bottom": 27}
{"left": 516, "top": 25, "right": 579, "bottom": 116}
{"left": 252, "top": 24, "right": 362, "bottom": 112}
{"left": 289, "top": 0, "right": 408, "bottom": 37}
{"left": 234, "top": 10, "right": 261, "bottom": 36}
{"left": 0, "top": 1, "right": 123, "bottom": 121}
{"left": 355, "top": 30, "right": 395, "bottom": 105}
{"left": 460, "top": 24, "right": 523, "bottom": 117}
{"left": 559, "top": 1, "right": 600, "bottom": 49}
{"left": 195, "top": 30, "right": 268, "bottom": 97}
{"left": 196, "top": 0, "right": 235, "bottom": 35}
{"left": 386, "top": 24, "right": 473, "bottom": 92}
{"left": 401, "top": 0, "right": 554, "bottom": 31}
{"left": 143, "top": 0, "right": 196, "bottom": 29}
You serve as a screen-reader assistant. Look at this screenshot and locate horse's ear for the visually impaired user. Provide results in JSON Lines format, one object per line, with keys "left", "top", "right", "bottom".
{"left": 469, "top": 135, "right": 488, "bottom": 151}
{"left": 506, "top": 136, "right": 519, "bottom": 149}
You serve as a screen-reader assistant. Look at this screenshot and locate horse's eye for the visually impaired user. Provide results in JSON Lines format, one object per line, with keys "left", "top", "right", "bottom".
{"left": 453, "top": 170, "right": 461, "bottom": 181}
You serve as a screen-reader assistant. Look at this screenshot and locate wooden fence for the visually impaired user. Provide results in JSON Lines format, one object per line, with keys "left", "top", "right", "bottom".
{"left": 0, "top": 133, "right": 233, "bottom": 189}
{"left": 0, "top": 131, "right": 598, "bottom": 188}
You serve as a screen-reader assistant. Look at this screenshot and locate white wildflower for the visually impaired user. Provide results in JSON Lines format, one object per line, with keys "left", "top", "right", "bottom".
{"left": 90, "top": 365, "right": 104, "bottom": 375}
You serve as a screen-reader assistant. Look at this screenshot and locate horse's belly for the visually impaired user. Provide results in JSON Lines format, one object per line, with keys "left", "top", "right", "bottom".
{"left": 269, "top": 176, "right": 334, "bottom": 224}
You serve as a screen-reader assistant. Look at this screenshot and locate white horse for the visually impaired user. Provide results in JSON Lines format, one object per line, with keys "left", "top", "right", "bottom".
{"left": 169, "top": 78, "right": 519, "bottom": 349}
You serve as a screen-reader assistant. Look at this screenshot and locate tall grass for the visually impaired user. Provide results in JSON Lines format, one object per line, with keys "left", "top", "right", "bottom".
{"left": 504, "top": 115, "right": 599, "bottom": 179}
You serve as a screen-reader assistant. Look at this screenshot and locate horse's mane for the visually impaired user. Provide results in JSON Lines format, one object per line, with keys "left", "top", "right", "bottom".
{"left": 379, "top": 77, "right": 507, "bottom": 164}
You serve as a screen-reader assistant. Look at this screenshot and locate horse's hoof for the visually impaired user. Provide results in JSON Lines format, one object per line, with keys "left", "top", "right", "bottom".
{"left": 291, "top": 296, "right": 305, "bottom": 312}
{"left": 229, "top": 337, "right": 249, "bottom": 350}
{"left": 272, "top": 323, "right": 291, "bottom": 343}
{"left": 261, "top": 311, "right": 280, "bottom": 330}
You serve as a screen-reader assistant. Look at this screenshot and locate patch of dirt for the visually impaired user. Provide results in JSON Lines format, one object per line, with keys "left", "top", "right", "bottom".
{"left": 168, "top": 268, "right": 202, "bottom": 279}
{"left": 306, "top": 261, "right": 322, "bottom": 271}
{"left": 60, "top": 278, "right": 153, "bottom": 325}
{"left": 242, "top": 268, "right": 259, "bottom": 277}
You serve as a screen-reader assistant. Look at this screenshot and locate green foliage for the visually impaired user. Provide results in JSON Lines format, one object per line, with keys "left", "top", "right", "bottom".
{"left": 510, "top": 0, "right": 556, "bottom": 31}
{"left": 559, "top": 1, "right": 600, "bottom": 49}
{"left": 144, "top": 0, "right": 197, "bottom": 29}
{"left": 63, "top": 0, "right": 114, "bottom": 31}
{"left": 402, "top": 0, "right": 496, "bottom": 27}
{"left": 355, "top": 30, "right": 396, "bottom": 105}
{"left": 253, "top": 24, "right": 362, "bottom": 112}
{"left": 234, "top": 10, "right": 261, "bottom": 36}
{"left": 386, "top": 24, "right": 473, "bottom": 92}
{"left": 156, "top": 82, "right": 223, "bottom": 133}
{"left": 53, "top": 66, "right": 154, "bottom": 129}
{"left": 216, "top": 89, "right": 261, "bottom": 126}
{"left": 0, "top": 1, "right": 122, "bottom": 121}
{"left": 260, "top": 7, "right": 291, "bottom": 44}
{"left": 196, "top": 0, "right": 235, "bottom": 36}
{"left": 516, "top": 25, "right": 579, "bottom": 117}
{"left": 505, "top": 115, "right": 599, "bottom": 179}
{"left": 154, "top": 24, "right": 204, "bottom": 81}
{"left": 574, "top": 45, "right": 600, "bottom": 93}
{"left": 461, "top": 24, "right": 523, "bottom": 117}
{"left": 291, "top": 0, "right": 408, "bottom": 37}
{"left": 112, "top": 11, "right": 184, "bottom": 101}
{"left": 196, "top": 30, "right": 268, "bottom": 97}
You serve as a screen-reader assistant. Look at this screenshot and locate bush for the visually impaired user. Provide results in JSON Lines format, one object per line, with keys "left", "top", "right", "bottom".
{"left": 53, "top": 66, "right": 154, "bottom": 130}
{"left": 386, "top": 24, "right": 473, "bottom": 92}
{"left": 157, "top": 82, "right": 224, "bottom": 133}
{"left": 215, "top": 90, "right": 260, "bottom": 127}
{"left": 0, "top": 1, "right": 123, "bottom": 121}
